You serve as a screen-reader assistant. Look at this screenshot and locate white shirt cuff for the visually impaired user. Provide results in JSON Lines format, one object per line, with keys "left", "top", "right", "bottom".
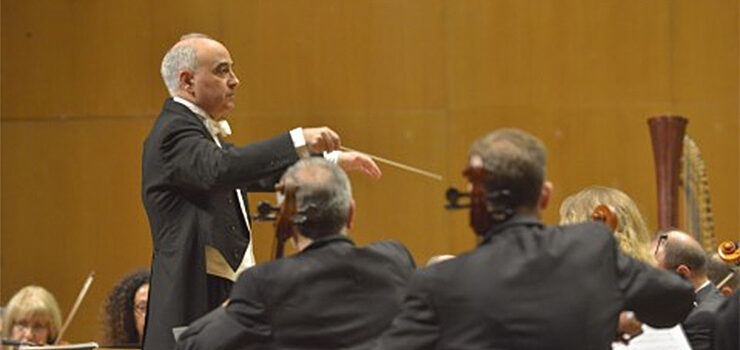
{"left": 289, "top": 127, "right": 310, "bottom": 158}
{"left": 323, "top": 151, "right": 340, "bottom": 164}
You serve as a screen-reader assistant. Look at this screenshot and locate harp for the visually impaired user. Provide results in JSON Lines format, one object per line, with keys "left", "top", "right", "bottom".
{"left": 648, "top": 116, "right": 716, "bottom": 250}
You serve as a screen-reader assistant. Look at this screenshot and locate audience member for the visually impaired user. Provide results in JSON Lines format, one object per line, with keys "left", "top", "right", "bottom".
{"left": 2, "top": 286, "right": 62, "bottom": 346}
{"left": 176, "top": 158, "right": 415, "bottom": 350}
{"left": 101, "top": 269, "right": 150, "bottom": 347}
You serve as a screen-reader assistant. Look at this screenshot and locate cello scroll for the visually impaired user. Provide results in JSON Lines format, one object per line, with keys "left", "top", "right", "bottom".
{"left": 717, "top": 241, "right": 740, "bottom": 265}
{"left": 591, "top": 204, "right": 618, "bottom": 232}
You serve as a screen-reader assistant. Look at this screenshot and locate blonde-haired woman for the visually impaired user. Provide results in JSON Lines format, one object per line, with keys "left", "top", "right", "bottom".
{"left": 3, "top": 286, "right": 63, "bottom": 345}
{"left": 560, "top": 186, "right": 656, "bottom": 342}
{"left": 560, "top": 185, "right": 656, "bottom": 265}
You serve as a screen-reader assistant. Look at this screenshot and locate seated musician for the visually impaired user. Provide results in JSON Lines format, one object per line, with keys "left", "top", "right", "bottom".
{"left": 653, "top": 230, "right": 726, "bottom": 350}
{"left": 100, "top": 269, "right": 150, "bottom": 347}
{"left": 712, "top": 241, "right": 740, "bottom": 350}
{"left": 176, "top": 158, "right": 416, "bottom": 350}
{"left": 559, "top": 186, "right": 656, "bottom": 340}
{"left": 713, "top": 290, "right": 739, "bottom": 350}
{"left": 377, "top": 128, "right": 694, "bottom": 350}
{"left": 560, "top": 186, "right": 656, "bottom": 265}
{"left": 2, "top": 285, "right": 62, "bottom": 346}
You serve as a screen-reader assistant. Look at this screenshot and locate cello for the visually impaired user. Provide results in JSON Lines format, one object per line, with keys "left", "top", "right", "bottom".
{"left": 253, "top": 179, "right": 300, "bottom": 259}
{"left": 445, "top": 161, "right": 514, "bottom": 235}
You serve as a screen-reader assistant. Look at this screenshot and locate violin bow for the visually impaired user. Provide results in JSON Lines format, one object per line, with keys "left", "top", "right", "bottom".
{"left": 55, "top": 271, "right": 95, "bottom": 344}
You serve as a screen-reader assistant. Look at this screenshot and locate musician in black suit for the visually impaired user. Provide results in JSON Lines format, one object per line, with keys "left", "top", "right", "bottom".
{"left": 142, "top": 33, "right": 381, "bottom": 350}
{"left": 377, "top": 128, "right": 694, "bottom": 350}
{"left": 175, "top": 158, "right": 416, "bottom": 350}
{"left": 654, "top": 230, "right": 727, "bottom": 350}
{"left": 713, "top": 290, "right": 739, "bottom": 350}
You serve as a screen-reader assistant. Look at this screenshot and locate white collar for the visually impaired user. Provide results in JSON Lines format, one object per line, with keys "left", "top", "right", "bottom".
{"left": 172, "top": 96, "right": 232, "bottom": 138}
{"left": 695, "top": 279, "right": 711, "bottom": 293}
{"left": 173, "top": 96, "right": 210, "bottom": 120}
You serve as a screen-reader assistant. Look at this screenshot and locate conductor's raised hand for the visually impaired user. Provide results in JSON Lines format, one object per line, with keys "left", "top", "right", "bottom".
{"left": 338, "top": 151, "right": 382, "bottom": 179}
{"left": 303, "top": 127, "right": 341, "bottom": 153}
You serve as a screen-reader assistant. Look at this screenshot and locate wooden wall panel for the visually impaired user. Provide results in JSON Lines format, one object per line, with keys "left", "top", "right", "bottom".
{"left": 2, "top": 0, "right": 737, "bottom": 342}
{"left": 672, "top": 0, "right": 740, "bottom": 238}
{"left": 220, "top": 0, "right": 447, "bottom": 114}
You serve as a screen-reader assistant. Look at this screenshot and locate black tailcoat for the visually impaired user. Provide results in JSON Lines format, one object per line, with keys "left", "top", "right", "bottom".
{"left": 142, "top": 98, "right": 298, "bottom": 350}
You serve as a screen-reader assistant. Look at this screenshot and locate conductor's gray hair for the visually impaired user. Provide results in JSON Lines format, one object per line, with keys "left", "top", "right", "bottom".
{"left": 160, "top": 33, "right": 212, "bottom": 95}
{"left": 282, "top": 158, "right": 353, "bottom": 239}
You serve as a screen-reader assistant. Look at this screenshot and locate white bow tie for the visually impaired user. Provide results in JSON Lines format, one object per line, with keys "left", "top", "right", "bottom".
{"left": 206, "top": 119, "right": 232, "bottom": 138}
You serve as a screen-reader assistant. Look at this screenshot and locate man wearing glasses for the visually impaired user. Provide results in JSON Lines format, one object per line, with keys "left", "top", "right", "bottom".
{"left": 653, "top": 230, "right": 726, "bottom": 350}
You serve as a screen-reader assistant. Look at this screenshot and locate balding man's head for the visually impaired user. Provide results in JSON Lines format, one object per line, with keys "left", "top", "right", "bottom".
{"left": 655, "top": 230, "right": 708, "bottom": 280}
{"left": 160, "top": 33, "right": 239, "bottom": 119}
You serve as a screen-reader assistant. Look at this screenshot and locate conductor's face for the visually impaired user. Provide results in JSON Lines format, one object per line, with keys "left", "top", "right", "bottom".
{"left": 190, "top": 39, "right": 240, "bottom": 120}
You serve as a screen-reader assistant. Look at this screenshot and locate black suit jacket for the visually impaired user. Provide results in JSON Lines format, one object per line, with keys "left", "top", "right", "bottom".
{"left": 141, "top": 98, "right": 299, "bottom": 350}
{"left": 175, "top": 235, "right": 416, "bottom": 350}
{"left": 377, "top": 215, "right": 695, "bottom": 350}
{"left": 683, "top": 283, "right": 726, "bottom": 350}
{"left": 713, "top": 290, "right": 739, "bottom": 350}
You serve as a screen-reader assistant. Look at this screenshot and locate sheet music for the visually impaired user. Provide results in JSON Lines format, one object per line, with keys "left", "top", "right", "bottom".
{"left": 612, "top": 325, "right": 691, "bottom": 350}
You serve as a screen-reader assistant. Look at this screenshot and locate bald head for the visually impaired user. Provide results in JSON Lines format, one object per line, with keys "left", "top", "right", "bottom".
{"left": 160, "top": 33, "right": 239, "bottom": 119}
{"left": 656, "top": 230, "right": 708, "bottom": 278}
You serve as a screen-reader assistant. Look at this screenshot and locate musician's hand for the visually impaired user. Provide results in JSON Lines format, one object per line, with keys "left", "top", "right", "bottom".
{"left": 303, "top": 127, "right": 341, "bottom": 153}
{"left": 338, "top": 151, "right": 382, "bottom": 179}
{"left": 616, "top": 311, "right": 643, "bottom": 344}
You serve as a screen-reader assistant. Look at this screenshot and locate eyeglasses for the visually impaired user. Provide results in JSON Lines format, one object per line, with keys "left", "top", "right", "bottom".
{"left": 12, "top": 321, "right": 49, "bottom": 335}
{"left": 654, "top": 233, "right": 668, "bottom": 256}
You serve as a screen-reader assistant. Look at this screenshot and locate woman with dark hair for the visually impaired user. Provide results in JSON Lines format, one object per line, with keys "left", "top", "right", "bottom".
{"left": 101, "top": 269, "right": 150, "bottom": 347}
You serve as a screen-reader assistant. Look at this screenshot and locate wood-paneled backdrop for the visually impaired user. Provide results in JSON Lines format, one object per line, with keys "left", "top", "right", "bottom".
{"left": 2, "top": 0, "right": 738, "bottom": 343}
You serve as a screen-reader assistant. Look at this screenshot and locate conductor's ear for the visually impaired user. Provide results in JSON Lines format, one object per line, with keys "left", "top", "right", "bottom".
{"left": 180, "top": 71, "right": 195, "bottom": 92}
